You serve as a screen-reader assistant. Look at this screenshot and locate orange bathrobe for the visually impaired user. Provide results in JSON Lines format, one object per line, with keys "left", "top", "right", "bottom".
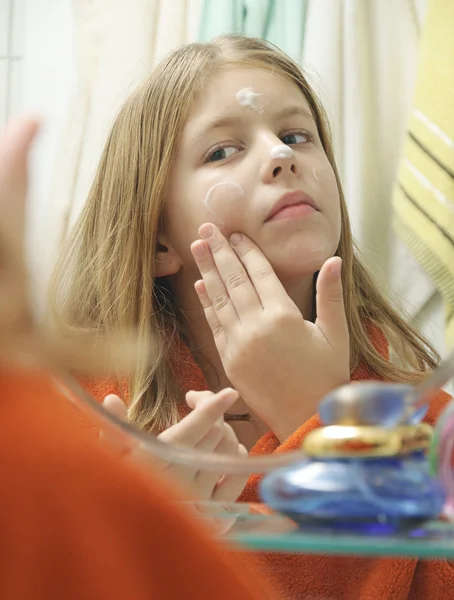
{"left": 0, "top": 365, "right": 279, "bottom": 600}
{"left": 85, "top": 329, "right": 454, "bottom": 600}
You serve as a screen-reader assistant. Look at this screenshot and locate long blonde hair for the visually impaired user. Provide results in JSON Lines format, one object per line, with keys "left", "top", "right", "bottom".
{"left": 49, "top": 35, "right": 439, "bottom": 433}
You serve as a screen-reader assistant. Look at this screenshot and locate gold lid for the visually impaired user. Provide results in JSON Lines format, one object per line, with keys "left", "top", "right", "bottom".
{"left": 302, "top": 423, "right": 433, "bottom": 458}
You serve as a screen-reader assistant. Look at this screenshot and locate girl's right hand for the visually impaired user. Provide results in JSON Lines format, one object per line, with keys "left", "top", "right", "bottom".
{"left": 101, "top": 388, "right": 249, "bottom": 502}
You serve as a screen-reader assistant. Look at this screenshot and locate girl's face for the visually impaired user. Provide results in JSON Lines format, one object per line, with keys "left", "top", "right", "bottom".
{"left": 161, "top": 66, "right": 341, "bottom": 284}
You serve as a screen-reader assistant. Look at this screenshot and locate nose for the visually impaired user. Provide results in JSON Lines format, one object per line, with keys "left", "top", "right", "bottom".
{"left": 260, "top": 143, "right": 298, "bottom": 184}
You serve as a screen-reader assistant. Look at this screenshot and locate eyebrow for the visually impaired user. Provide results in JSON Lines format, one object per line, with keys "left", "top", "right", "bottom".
{"left": 190, "top": 105, "right": 315, "bottom": 146}
{"left": 276, "top": 105, "right": 315, "bottom": 121}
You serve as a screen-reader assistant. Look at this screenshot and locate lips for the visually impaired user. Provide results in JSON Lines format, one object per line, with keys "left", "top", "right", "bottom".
{"left": 265, "top": 190, "right": 319, "bottom": 222}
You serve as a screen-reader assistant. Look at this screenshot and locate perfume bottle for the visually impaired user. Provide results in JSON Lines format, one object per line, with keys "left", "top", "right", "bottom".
{"left": 260, "top": 384, "right": 445, "bottom": 534}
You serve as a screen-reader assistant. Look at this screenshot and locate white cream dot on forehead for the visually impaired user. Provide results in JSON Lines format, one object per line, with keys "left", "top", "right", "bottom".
{"left": 235, "top": 88, "right": 265, "bottom": 113}
{"left": 270, "top": 145, "right": 294, "bottom": 159}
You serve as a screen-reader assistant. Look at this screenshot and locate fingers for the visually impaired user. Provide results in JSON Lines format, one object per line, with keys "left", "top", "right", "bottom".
{"left": 0, "top": 118, "right": 40, "bottom": 329}
{"left": 185, "top": 389, "right": 215, "bottom": 410}
{"left": 0, "top": 117, "right": 40, "bottom": 185}
{"left": 158, "top": 387, "right": 238, "bottom": 447}
{"left": 160, "top": 390, "right": 246, "bottom": 501}
{"left": 193, "top": 223, "right": 262, "bottom": 320}
{"left": 103, "top": 393, "right": 128, "bottom": 419}
{"left": 158, "top": 398, "right": 236, "bottom": 494}
{"left": 195, "top": 423, "right": 248, "bottom": 501}
{"left": 100, "top": 388, "right": 245, "bottom": 504}
{"left": 194, "top": 279, "right": 227, "bottom": 352}
{"left": 315, "top": 257, "right": 349, "bottom": 346}
{"left": 100, "top": 394, "right": 133, "bottom": 457}
{"left": 212, "top": 441, "right": 249, "bottom": 502}
{"left": 189, "top": 421, "right": 231, "bottom": 494}
{"left": 191, "top": 233, "right": 239, "bottom": 328}
{"left": 192, "top": 224, "right": 294, "bottom": 345}
{"left": 185, "top": 389, "right": 224, "bottom": 431}
{"left": 228, "top": 229, "right": 290, "bottom": 309}
{"left": 0, "top": 118, "right": 40, "bottom": 245}
{"left": 158, "top": 411, "right": 225, "bottom": 488}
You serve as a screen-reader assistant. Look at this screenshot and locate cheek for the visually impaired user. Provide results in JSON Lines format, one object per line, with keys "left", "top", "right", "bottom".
{"left": 313, "top": 161, "right": 341, "bottom": 223}
{"left": 164, "top": 180, "right": 247, "bottom": 260}
{"left": 202, "top": 181, "right": 246, "bottom": 232}
{"left": 174, "top": 179, "right": 247, "bottom": 237}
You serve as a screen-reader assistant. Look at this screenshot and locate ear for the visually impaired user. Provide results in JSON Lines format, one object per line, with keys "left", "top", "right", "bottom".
{"left": 155, "top": 234, "right": 182, "bottom": 278}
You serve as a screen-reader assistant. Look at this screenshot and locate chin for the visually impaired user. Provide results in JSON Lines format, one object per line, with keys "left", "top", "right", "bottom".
{"left": 269, "top": 243, "right": 333, "bottom": 277}
{"left": 272, "top": 262, "right": 323, "bottom": 287}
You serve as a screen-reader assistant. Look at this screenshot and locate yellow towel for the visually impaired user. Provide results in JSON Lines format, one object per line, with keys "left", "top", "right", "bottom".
{"left": 393, "top": 0, "right": 454, "bottom": 344}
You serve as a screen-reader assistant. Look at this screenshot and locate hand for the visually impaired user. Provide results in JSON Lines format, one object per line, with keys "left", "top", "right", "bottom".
{"left": 101, "top": 387, "right": 249, "bottom": 502}
{"left": 191, "top": 223, "right": 350, "bottom": 442}
{"left": 0, "top": 117, "right": 39, "bottom": 345}
{"left": 0, "top": 117, "right": 141, "bottom": 375}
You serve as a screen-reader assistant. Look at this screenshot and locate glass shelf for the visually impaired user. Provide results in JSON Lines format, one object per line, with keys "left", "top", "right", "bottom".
{"left": 185, "top": 502, "right": 454, "bottom": 558}
{"left": 61, "top": 376, "right": 454, "bottom": 558}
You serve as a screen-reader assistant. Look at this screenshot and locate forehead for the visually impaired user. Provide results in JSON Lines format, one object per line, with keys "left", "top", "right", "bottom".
{"left": 183, "top": 66, "right": 312, "bottom": 136}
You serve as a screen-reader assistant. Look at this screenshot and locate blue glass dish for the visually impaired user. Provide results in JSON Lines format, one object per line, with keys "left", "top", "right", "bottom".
{"left": 260, "top": 451, "right": 446, "bottom": 534}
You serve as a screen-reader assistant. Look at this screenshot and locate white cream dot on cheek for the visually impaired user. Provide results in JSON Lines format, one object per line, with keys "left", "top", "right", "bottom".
{"left": 312, "top": 167, "right": 319, "bottom": 182}
{"left": 235, "top": 88, "right": 266, "bottom": 113}
{"left": 270, "top": 145, "right": 294, "bottom": 159}
{"left": 202, "top": 182, "right": 246, "bottom": 230}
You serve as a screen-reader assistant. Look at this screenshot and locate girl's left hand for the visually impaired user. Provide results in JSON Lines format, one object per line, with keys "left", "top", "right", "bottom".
{"left": 191, "top": 223, "right": 350, "bottom": 442}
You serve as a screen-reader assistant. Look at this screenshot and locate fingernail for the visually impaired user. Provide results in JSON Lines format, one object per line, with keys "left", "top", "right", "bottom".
{"left": 219, "top": 387, "right": 239, "bottom": 406}
{"left": 194, "top": 279, "right": 205, "bottom": 294}
{"left": 230, "top": 233, "right": 242, "bottom": 246}
{"left": 330, "top": 258, "right": 342, "bottom": 276}
{"left": 199, "top": 223, "right": 214, "bottom": 240}
{"left": 192, "top": 241, "right": 206, "bottom": 257}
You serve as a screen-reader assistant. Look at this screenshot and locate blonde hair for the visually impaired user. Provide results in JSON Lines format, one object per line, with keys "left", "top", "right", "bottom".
{"left": 49, "top": 35, "right": 439, "bottom": 433}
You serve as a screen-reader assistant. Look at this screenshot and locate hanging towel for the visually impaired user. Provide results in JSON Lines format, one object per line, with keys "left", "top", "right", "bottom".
{"left": 393, "top": 0, "right": 454, "bottom": 345}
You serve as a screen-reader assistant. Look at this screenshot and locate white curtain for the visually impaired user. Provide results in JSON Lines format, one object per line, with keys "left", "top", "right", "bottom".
{"left": 300, "top": 0, "right": 446, "bottom": 356}
{"left": 301, "top": 0, "right": 426, "bottom": 290}
{"left": 41, "top": 0, "right": 202, "bottom": 290}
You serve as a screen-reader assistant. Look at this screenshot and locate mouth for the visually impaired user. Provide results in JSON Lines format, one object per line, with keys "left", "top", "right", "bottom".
{"left": 265, "top": 190, "right": 319, "bottom": 222}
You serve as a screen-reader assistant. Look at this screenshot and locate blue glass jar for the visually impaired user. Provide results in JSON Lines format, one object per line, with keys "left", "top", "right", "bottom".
{"left": 260, "top": 450, "right": 446, "bottom": 534}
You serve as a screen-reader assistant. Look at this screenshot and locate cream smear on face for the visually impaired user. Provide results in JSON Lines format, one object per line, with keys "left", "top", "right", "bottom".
{"left": 235, "top": 87, "right": 266, "bottom": 113}
{"left": 269, "top": 145, "right": 294, "bottom": 159}
{"left": 203, "top": 181, "right": 246, "bottom": 228}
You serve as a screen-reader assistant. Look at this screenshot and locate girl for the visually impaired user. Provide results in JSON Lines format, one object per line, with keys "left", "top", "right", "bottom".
{"left": 51, "top": 35, "right": 453, "bottom": 599}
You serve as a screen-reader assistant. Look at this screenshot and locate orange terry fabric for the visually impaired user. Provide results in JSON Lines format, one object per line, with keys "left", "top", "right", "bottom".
{"left": 0, "top": 365, "right": 280, "bottom": 600}
{"left": 84, "top": 328, "right": 454, "bottom": 599}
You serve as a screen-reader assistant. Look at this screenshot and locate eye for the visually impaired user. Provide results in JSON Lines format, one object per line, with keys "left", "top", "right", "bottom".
{"left": 206, "top": 145, "right": 240, "bottom": 163}
{"left": 280, "top": 131, "right": 312, "bottom": 145}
